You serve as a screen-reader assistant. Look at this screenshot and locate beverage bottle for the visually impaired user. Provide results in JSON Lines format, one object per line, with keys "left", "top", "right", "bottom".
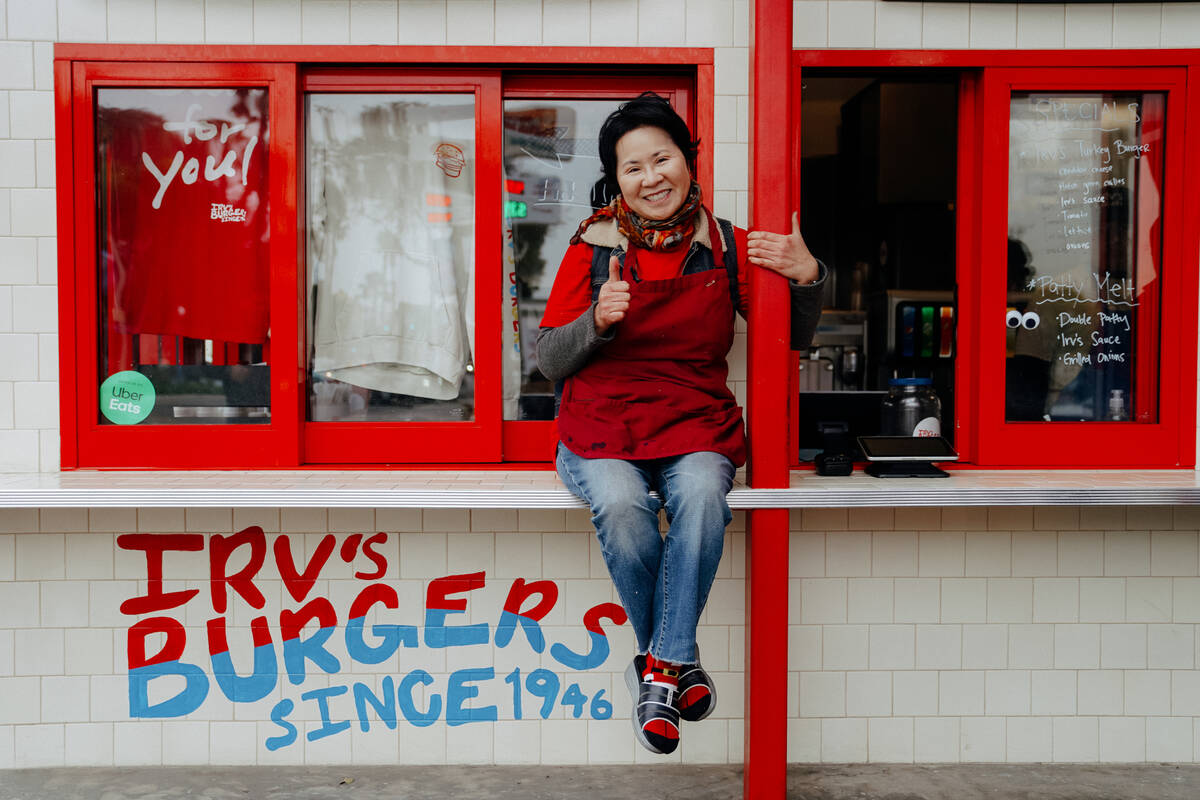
{"left": 1108, "top": 389, "right": 1127, "bottom": 421}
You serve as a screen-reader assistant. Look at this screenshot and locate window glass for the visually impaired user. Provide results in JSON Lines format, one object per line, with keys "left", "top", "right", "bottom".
{"left": 501, "top": 99, "right": 621, "bottom": 420}
{"left": 96, "top": 88, "right": 269, "bottom": 424}
{"left": 306, "top": 93, "right": 476, "bottom": 422}
{"left": 1006, "top": 92, "right": 1164, "bottom": 422}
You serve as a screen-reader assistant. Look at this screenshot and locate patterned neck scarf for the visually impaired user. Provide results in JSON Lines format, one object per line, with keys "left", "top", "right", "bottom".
{"left": 570, "top": 180, "right": 703, "bottom": 252}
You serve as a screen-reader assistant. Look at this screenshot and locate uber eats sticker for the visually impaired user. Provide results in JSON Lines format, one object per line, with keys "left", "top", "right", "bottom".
{"left": 101, "top": 371, "right": 155, "bottom": 424}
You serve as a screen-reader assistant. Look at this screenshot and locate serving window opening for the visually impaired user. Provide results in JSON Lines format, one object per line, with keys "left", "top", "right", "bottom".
{"left": 797, "top": 70, "right": 959, "bottom": 459}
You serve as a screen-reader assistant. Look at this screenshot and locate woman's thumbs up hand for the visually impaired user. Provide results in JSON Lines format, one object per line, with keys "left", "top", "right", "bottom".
{"left": 594, "top": 254, "right": 631, "bottom": 335}
{"left": 747, "top": 211, "right": 820, "bottom": 284}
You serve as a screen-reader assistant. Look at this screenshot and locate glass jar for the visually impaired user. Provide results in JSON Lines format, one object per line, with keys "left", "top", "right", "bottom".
{"left": 881, "top": 377, "right": 942, "bottom": 437}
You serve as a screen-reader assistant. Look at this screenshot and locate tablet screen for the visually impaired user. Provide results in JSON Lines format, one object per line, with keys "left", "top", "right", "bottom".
{"left": 857, "top": 436, "right": 959, "bottom": 461}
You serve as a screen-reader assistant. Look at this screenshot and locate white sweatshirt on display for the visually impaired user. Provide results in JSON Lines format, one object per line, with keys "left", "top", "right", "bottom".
{"left": 307, "top": 95, "right": 475, "bottom": 401}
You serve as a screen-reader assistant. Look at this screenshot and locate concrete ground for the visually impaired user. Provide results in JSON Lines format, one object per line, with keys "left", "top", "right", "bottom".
{"left": 2, "top": 764, "right": 1200, "bottom": 799}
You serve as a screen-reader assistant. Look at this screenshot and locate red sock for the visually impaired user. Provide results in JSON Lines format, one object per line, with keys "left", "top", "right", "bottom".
{"left": 642, "top": 654, "right": 681, "bottom": 688}
{"left": 678, "top": 682, "right": 711, "bottom": 713}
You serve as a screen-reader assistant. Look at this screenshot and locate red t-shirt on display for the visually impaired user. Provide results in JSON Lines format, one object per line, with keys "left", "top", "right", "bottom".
{"left": 101, "top": 92, "right": 270, "bottom": 346}
{"left": 539, "top": 226, "right": 752, "bottom": 329}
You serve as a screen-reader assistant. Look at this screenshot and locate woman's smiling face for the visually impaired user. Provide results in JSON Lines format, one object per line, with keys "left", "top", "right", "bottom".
{"left": 614, "top": 125, "right": 691, "bottom": 221}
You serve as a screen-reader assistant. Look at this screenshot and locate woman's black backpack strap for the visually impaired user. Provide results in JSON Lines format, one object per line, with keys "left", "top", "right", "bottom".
{"left": 716, "top": 217, "right": 740, "bottom": 313}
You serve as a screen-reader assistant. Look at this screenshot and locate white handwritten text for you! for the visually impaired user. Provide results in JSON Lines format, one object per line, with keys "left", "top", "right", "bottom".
{"left": 141, "top": 103, "right": 259, "bottom": 210}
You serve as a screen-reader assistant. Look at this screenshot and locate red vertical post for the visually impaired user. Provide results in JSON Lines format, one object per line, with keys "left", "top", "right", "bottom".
{"left": 745, "top": 0, "right": 793, "bottom": 797}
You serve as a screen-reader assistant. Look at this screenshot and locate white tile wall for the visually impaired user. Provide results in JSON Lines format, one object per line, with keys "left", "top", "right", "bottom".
{"left": 969, "top": 2, "right": 1016, "bottom": 48}
{"left": 919, "top": 532, "right": 964, "bottom": 577}
{"left": 1064, "top": 3, "right": 1112, "bottom": 47}
{"left": 875, "top": 1, "right": 919, "bottom": 48}
{"left": 15, "top": 724, "right": 64, "bottom": 767}
{"left": 922, "top": 2, "right": 969, "bottom": 48}
{"left": 637, "top": 0, "right": 683, "bottom": 45}
{"left": 445, "top": 0, "right": 493, "bottom": 45}
{"left": 8, "top": 2, "right": 57, "bottom": 40}
{"left": 1100, "top": 716, "right": 1144, "bottom": 762}
{"left": 1113, "top": 3, "right": 1160, "bottom": 48}
{"left": 1008, "top": 624, "right": 1052, "bottom": 669}
{"left": 115, "top": 721, "right": 162, "bottom": 765}
{"left": 915, "top": 716, "right": 958, "bottom": 761}
{"left": 962, "top": 624, "right": 1006, "bottom": 669}
{"left": 1007, "top": 716, "right": 1051, "bottom": 762}
{"left": 821, "top": 717, "right": 866, "bottom": 762}
{"left": 1053, "top": 716, "right": 1098, "bottom": 762}
{"left": 961, "top": 716, "right": 1005, "bottom": 762}
{"left": 105, "top": 0, "right": 153, "bottom": 41}
{"left": 894, "top": 579, "right": 939, "bottom": 623}
{"left": 206, "top": 0, "right": 255, "bottom": 43}
{"left": 58, "top": 0, "right": 107, "bottom": 42}
{"left": 822, "top": 624, "right": 867, "bottom": 669}
{"left": 787, "top": 505, "right": 1200, "bottom": 764}
{"left": 827, "top": 0, "right": 873, "bottom": 47}
{"left": 0, "top": 383, "right": 13, "bottom": 426}
{"left": 1150, "top": 624, "right": 1193, "bottom": 669}
{"left": 493, "top": 0, "right": 537, "bottom": 44}
{"left": 65, "top": 722, "right": 113, "bottom": 766}
{"left": 847, "top": 577, "right": 891, "bottom": 623}
{"left": 685, "top": 0, "right": 731, "bottom": 46}
{"left": 846, "top": 670, "right": 890, "bottom": 716}
{"left": 1160, "top": 3, "right": 1200, "bottom": 47}
{"left": 543, "top": 0, "right": 589, "bottom": 45}
{"left": 349, "top": 0, "right": 400, "bottom": 43}
{"left": 792, "top": 0, "right": 826, "bottom": 47}
{"left": 1031, "top": 669, "right": 1074, "bottom": 715}
{"left": 1148, "top": 716, "right": 1192, "bottom": 761}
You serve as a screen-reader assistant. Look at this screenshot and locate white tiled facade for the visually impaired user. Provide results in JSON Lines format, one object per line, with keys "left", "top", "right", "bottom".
{"left": 787, "top": 505, "right": 1200, "bottom": 763}
{"left": 3, "top": 0, "right": 1200, "bottom": 768}
{"left": 0, "top": 506, "right": 750, "bottom": 766}
{"left": 3, "top": 504, "right": 1200, "bottom": 766}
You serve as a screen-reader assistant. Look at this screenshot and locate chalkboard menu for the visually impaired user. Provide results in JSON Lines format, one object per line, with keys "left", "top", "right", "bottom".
{"left": 1005, "top": 92, "right": 1163, "bottom": 423}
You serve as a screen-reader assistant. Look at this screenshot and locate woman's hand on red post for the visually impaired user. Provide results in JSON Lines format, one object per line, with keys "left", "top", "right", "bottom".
{"left": 594, "top": 254, "right": 631, "bottom": 334}
{"left": 746, "top": 211, "right": 820, "bottom": 284}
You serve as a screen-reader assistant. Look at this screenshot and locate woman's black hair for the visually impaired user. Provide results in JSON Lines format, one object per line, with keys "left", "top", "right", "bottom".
{"left": 597, "top": 91, "right": 700, "bottom": 196}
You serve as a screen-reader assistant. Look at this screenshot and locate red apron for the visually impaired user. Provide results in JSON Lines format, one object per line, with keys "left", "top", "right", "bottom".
{"left": 557, "top": 219, "right": 747, "bottom": 466}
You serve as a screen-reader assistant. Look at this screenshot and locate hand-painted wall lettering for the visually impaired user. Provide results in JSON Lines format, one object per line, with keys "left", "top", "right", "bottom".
{"left": 118, "top": 527, "right": 627, "bottom": 750}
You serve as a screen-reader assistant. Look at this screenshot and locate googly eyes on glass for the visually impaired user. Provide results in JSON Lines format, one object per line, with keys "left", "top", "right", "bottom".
{"left": 1006, "top": 309, "right": 1022, "bottom": 328}
{"left": 1021, "top": 311, "right": 1040, "bottom": 330}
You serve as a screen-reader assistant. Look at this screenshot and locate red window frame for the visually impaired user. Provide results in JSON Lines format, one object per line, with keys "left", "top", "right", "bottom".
{"left": 300, "top": 69, "right": 505, "bottom": 464}
{"left": 54, "top": 46, "right": 712, "bottom": 469}
{"left": 57, "top": 60, "right": 301, "bottom": 469}
{"left": 976, "top": 66, "right": 1192, "bottom": 466}
{"left": 789, "top": 50, "right": 1200, "bottom": 468}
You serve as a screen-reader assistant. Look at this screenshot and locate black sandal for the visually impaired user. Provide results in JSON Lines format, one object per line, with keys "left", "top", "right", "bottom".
{"left": 676, "top": 661, "right": 716, "bottom": 722}
{"left": 624, "top": 655, "right": 681, "bottom": 754}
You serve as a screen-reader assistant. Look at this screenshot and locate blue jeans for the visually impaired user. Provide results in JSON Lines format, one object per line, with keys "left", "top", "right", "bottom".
{"left": 556, "top": 444, "right": 734, "bottom": 665}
